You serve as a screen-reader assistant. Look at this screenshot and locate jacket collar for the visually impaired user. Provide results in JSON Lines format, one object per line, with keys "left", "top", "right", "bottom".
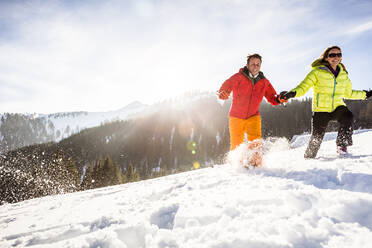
{"left": 241, "top": 67, "right": 265, "bottom": 83}
{"left": 318, "top": 64, "right": 342, "bottom": 74}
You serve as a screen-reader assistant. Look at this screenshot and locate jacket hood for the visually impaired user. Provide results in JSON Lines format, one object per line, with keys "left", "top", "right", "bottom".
{"left": 311, "top": 58, "right": 348, "bottom": 73}
{"left": 311, "top": 58, "right": 325, "bottom": 68}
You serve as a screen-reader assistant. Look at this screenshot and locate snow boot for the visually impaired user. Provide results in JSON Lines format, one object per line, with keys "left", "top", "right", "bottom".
{"left": 243, "top": 141, "right": 262, "bottom": 168}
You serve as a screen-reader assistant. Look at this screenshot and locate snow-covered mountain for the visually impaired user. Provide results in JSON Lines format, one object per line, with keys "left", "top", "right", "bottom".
{"left": 0, "top": 101, "right": 149, "bottom": 153}
{"left": 0, "top": 92, "right": 218, "bottom": 150}
{"left": 39, "top": 101, "right": 147, "bottom": 140}
{"left": 38, "top": 92, "right": 217, "bottom": 140}
{"left": 1, "top": 130, "right": 372, "bottom": 247}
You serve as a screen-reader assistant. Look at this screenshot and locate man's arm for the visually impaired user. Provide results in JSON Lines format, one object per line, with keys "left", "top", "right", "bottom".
{"left": 264, "top": 81, "right": 281, "bottom": 106}
{"left": 218, "top": 74, "right": 237, "bottom": 100}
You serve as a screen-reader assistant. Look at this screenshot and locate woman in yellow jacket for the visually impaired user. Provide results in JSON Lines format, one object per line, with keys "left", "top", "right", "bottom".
{"left": 279, "top": 45, "right": 372, "bottom": 158}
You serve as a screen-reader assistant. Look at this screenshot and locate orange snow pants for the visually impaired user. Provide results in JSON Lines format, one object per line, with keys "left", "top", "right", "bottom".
{"left": 229, "top": 115, "right": 262, "bottom": 166}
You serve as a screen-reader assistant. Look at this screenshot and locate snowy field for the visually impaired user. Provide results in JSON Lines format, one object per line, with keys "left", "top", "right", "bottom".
{"left": 1, "top": 130, "right": 372, "bottom": 248}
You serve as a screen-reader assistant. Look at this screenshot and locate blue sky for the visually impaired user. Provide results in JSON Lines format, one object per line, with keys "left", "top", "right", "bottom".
{"left": 1, "top": 0, "right": 372, "bottom": 113}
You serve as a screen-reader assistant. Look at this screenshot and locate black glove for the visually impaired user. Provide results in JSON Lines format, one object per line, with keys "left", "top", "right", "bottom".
{"left": 276, "top": 94, "right": 288, "bottom": 103}
{"left": 279, "top": 91, "right": 296, "bottom": 101}
{"left": 364, "top": 90, "right": 372, "bottom": 99}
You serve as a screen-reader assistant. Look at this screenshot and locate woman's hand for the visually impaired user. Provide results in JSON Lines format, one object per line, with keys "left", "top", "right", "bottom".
{"left": 278, "top": 91, "right": 296, "bottom": 101}
{"left": 364, "top": 90, "right": 372, "bottom": 99}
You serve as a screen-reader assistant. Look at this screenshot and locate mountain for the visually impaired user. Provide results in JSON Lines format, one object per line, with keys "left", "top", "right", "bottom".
{"left": 36, "top": 91, "right": 220, "bottom": 140}
{"left": 0, "top": 92, "right": 222, "bottom": 154}
{"left": 0, "top": 101, "right": 147, "bottom": 153}
{"left": 1, "top": 130, "right": 372, "bottom": 247}
{"left": 37, "top": 100, "right": 148, "bottom": 140}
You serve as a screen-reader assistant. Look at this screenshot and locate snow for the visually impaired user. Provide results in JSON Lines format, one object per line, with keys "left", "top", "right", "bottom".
{"left": 1, "top": 130, "right": 372, "bottom": 248}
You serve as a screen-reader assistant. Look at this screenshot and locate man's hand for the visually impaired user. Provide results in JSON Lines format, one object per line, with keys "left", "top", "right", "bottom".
{"left": 279, "top": 91, "right": 296, "bottom": 101}
{"left": 364, "top": 90, "right": 372, "bottom": 99}
{"left": 218, "top": 90, "right": 230, "bottom": 100}
{"left": 276, "top": 95, "right": 288, "bottom": 103}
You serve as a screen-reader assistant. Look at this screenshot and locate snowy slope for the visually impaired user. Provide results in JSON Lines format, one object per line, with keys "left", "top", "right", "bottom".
{"left": 1, "top": 130, "right": 372, "bottom": 248}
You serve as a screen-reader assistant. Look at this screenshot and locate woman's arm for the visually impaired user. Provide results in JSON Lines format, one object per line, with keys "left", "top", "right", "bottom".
{"left": 344, "top": 78, "right": 367, "bottom": 100}
{"left": 291, "top": 70, "right": 317, "bottom": 97}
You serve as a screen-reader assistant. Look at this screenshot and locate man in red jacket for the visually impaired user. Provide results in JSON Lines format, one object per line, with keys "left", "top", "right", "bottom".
{"left": 218, "top": 54, "right": 284, "bottom": 166}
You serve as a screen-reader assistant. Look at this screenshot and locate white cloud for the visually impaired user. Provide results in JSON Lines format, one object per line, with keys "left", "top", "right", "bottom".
{"left": 344, "top": 20, "right": 372, "bottom": 35}
{"left": 0, "top": 0, "right": 371, "bottom": 113}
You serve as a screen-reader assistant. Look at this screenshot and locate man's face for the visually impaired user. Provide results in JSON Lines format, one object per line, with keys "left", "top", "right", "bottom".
{"left": 247, "top": 58, "right": 261, "bottom": 76}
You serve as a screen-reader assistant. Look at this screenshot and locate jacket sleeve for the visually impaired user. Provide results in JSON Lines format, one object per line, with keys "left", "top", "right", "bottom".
{"left": 344, "top": 77, "right": 367, "bottom": 99}
{"left": 265, "top": 81, "right": 280, "bottom": 106}
{"left": 219, "top": 73, "right": 238, "bottom": 94}
{"left": 291, "top": 70, "right": 317, "bottom": 97}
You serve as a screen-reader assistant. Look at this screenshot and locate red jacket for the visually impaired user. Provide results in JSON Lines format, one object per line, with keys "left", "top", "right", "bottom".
{"left": 219, "top": 67, "right": 279, "bottom": 119}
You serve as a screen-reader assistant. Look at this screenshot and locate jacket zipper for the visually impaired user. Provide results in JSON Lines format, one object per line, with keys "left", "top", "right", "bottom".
{"left": 246, "top": 82, "right": 254, "bottom": 118}
{"left": 320, "top": 66, "right": 337, "bottom": 111}
{"left": 241, "top": 70, "right": 257, "bottom": 119}
{"left": 316, "top": 93, "right": 319, "bottom": 107}
{"left": 332, "top": 77, "right": 337, "bottom": 111}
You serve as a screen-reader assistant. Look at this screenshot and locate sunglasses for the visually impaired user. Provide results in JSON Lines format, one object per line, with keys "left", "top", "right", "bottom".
{"left": 328, "top": 53, "right": 342, "bottom": 58}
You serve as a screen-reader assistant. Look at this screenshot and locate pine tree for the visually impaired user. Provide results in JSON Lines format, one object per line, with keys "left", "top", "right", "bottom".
{"left": 126, "top": 163, "right": 140, "bottom": 182}
{"left": 102, "top": 156, "right": 113, "bottom": 185}
{"left": 112, "top": 161, "right": 125, "bottom": 185}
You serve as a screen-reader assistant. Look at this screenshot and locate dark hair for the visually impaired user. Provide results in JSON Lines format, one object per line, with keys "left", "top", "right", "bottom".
{"left": 320, "top": 45, "right": 341, "bottom": 62}
{"left": 317, "top": 45, "right": 348, "bottom": 73}
{"left": 247, "top": 54, "right": 262, "bottom": 64}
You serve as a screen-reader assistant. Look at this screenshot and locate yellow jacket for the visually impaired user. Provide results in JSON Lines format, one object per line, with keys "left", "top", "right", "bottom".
{"left": 291, "top": 60, "right": 366, "bottom": 112}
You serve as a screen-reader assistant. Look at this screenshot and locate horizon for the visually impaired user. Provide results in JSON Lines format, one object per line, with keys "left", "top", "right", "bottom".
{"left": 0, "top": 89, "right": 218, "bottom": 115}
{"left": 1, "top": 0, "right": 372, "bottom": 113}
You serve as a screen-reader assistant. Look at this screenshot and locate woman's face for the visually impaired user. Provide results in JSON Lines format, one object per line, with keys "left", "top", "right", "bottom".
{"left": 325, "top": 48, "right": 342, "bottom": 68}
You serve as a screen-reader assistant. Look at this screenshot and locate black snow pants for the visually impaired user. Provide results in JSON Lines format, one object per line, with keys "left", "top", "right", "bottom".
{"left": 304, "top": 106, "right": 353, "bottom": 158}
